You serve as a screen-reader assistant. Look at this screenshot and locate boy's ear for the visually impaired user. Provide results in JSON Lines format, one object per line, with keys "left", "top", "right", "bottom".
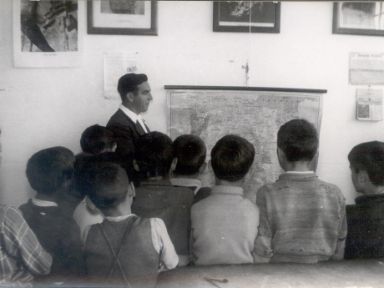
{"left": 199, "top": 162, "right": 207, "bottom": 174}
{"left": 170, "top": 158, "right": 178, "bottom": 173}
{"left": 111, "top": 142, "right": 117, "bottom": 152}
{"left": 128, "top": 182, "right": 136, "bottom": 198}
{"left": 133, "top": 160, "right": 140, "bottom": 172}
{"left": 309, "top": 151, "right": 319, "bottom": 172}
{"left": 357, "top": 170, "right": 370, "bottom": 185}
{"left": 277, "top": 148, "right": 285, "bottom": 165}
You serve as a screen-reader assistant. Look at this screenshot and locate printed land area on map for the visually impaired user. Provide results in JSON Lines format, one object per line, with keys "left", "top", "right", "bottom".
{"left": 167, "top": 89, "right": 323, "bottom": 196}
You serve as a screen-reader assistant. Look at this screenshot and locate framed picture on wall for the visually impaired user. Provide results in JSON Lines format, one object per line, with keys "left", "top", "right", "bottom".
{"left": 13, "top": 0, "right": 83, "bottom": 67}
{"left": 87, "top": 0, "right": 157, "bottom": 35}
{"left": 333, "top": 2, "right": 384, "bottom": 36}
{"left": 213, "top": 1, "right": 280, "bottom": 33}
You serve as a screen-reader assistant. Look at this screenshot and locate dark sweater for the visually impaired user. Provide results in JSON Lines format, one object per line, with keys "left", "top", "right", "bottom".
{"left": 19, "top": 200, "right": 85, "bottom": 281}
{"left": 345, "top": 193, "right": 384, "bottom": 259}
{"left": 132, "top": 180, "right": 194, "bottom": 256}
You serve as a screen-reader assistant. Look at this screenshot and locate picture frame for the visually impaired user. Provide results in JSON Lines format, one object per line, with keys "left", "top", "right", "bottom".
{"left": 13, "top": 0, "right": 83, "bottom": 67}
{"left": 213, "top": 1, "right": 280, "bottom": 33}
{"left": 333, "top": 2, "right": 384, "bottom": 36}
{"left": 87, "top": 0, "right": 157, "bottom": 36}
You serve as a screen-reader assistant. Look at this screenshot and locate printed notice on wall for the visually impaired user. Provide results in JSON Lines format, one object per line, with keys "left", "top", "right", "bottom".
{"left": 350, "top": 53, "right": 384, "bottom": 85}
{"left": 356, "top": 88, "right": 383, "bottom": 121}
{"left": 103, "top": 51, "right": 138, "bottom": 99}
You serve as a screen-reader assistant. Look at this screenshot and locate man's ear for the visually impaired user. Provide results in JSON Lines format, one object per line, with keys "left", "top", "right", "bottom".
{"left": 125, "top": 92, "right": 135, "bottom": 103}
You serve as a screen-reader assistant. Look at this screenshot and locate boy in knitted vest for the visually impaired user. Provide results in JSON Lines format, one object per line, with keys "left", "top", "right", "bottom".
{"left": 84, "top": 162, "right": 178, "bottom": 288}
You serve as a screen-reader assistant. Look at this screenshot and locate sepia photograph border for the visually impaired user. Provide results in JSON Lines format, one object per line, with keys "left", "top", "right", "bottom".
{"left": 87, "top": 0, "right": 157, "bottom": 36}
{"left": 333, "top": 2, "right": 384, "bottom": 37}
{"left": 13, "top": 0, "right": 83, "bottom": 68}
{"left": 213, "top": 1, "right": 280, "bottom": 33}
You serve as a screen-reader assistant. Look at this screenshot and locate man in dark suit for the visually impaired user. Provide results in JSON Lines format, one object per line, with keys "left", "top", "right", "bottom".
{"left": 107, "top": 73, "right": 153, "bottom": 168}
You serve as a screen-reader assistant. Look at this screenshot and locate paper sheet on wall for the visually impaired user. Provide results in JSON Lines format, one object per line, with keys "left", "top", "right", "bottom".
{"left": 103, "top": 52, "right": 138, "bottom": 99}
{"left": 356, "top": 88, "right": 383, "bottom": 121}
{"left": 349, "top": 52, "right": 384, "bottom": 85}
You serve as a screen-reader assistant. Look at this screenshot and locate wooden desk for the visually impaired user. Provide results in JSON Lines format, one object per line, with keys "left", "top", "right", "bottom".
{"left": 158, "top": 260, "right": 384, "bottom": 288}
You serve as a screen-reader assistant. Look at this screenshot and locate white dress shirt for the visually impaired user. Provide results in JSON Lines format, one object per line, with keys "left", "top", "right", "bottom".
{"left": 119, "top": 105, "right": 149, "bottom": 133}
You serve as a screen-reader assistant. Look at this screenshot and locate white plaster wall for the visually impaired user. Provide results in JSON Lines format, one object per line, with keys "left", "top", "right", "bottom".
{"left": 1, "top": 1, "right": 384, "bottom": 206}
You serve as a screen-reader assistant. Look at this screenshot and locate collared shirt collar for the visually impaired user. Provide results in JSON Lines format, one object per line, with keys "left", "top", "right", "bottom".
{"left": 285, "top": 171, "right": 315, "bottom": 174}
{"left": 105, "top": 213, "right": 136, "bottom": 223}
{"left": 119, "top": 104, "right": 142, "bottom": 122}
{"left": 170, "top": 177, "right": 202, "bottom": 194}
{"left": 119, "top": 104, "right": 148, "bottom": 133}
{"left": 211, "top": 185, "right": 244, "bottom": 196}
{"left": 32, "top": 198, "right": 58, "bottom": 207}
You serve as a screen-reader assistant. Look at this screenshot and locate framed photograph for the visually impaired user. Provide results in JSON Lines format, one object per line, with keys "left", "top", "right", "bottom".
{"left": 213, "top": 1, "right": 280, "bottom": 33}
{"left": 13, "top": 0, "right": 82, "bottom": 67}
{"left": 87, "top": 0, "right": 157, "bottom": 35}
{"left": 333, "top": 2, "right": 384, "bottom": 36}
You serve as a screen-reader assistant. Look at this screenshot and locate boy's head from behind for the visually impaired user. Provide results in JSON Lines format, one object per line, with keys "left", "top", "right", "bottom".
{"left": 348, "top": 141, "right": 384, "bottom": 194}
{"left": 173, "top": 134, "right": 206, "bottom": 176}
{"left": 277, "top": 119, "right": 318, "bottom": 170}
{"left": 80, "top": 125, "right": 116, "bottom": 154}
{"left": 211, "top": 134, "right": 255, "bottom": 182}
{"left": 85, "top": 162, "right": 133, "bottom": 214}
{"left": 135, "top": 132, "right": 174, "bottom": 178}
{"left": 26, "top": 146, "right": 75, "bottom": 196}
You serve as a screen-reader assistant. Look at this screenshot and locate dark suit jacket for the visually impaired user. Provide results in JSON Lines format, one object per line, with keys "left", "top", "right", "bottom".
{"left": 107, "top": 109, "right": 150, "bottom": 156}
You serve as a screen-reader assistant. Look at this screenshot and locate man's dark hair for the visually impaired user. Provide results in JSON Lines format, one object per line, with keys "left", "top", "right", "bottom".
{"left": 348, "top": 141, "right": 384, "bottom": 186}
{"left": 211, "top": 134, "right": 255, "bottom": 182}
{"left": 277, "top": 119, "right": 318, "bottom": 162}
{"left": 80, "top": 125, "right": 115, "bottom": 154}
{"left": 84, "top": 162, "right": 129, "bottom": 210}
{"left": 173, "top": 134, "right": 206, "bottom": 176}
{"left": 26, "top": 146, "right": 74, "bottom": 195}
{"left": 135, "top": 132, "right": 174, "bottom": 178}
{"left": 117, "top": 73, "right": 148, "bottom": 101}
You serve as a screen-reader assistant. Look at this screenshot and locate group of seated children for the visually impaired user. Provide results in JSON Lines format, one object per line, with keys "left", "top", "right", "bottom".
{"left": 2, "top": 119, "right": 384, "bottom": 287}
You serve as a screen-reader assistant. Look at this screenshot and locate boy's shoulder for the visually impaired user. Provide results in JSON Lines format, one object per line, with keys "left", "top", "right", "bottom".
{"left": 0, "top": 205, "right": 23, "bottom": 224}
{"left": 260, "top": 175, "right": 344, "bottom": 201}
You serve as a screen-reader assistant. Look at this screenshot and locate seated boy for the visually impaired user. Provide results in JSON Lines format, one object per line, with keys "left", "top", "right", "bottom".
{"left": 345, "top": 141, "right": 384, "bottom": 259}
{"left": 253, "top": 119, "right": 347, "bottom": 263}
{"left": 19, "top": 147, "right": 85, "bottom": 281}
{"left": 0, "top": 205, "right": 52, "bottom": 285}
{"left": 171, "top": 134, "right": 211, "bottom": 202}
{"left": 84, "top": 162, "right": 178, "bottom": 288}
{"left": 191, "top": 134, "right": 259, "bottom": 265}
{"left": 73, "top": 125, "right": 119, "bottom": 241}
{"left": 131, "top": 132, "right": 195, "bottom": 266}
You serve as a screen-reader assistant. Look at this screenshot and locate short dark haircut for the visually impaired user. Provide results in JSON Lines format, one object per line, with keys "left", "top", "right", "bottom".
{"left": 74, "top": 152, "right": 132, "bottom": 198}
{"left": 211, "top": 134, "right": 255, "bottom": 182}
{"left": 348, "top": 141, "right": 384, "bottom": 186}
{"left": 173, "top": 134, "right": 206, "bottom": 175}
{"left": 135, "top": 132, "right": 174, "bottom": 178}
{"left": 85, "top": 162, "right": 129, "bottom": 210}
{"left": 80, "top": 125, "right": 115, "bottom": 154}
{"left": 277, "top": 119, "right": 318, "bottom": 162}
{"left": 26, "top": 147, "right": 74, "bottom": 195}
{"left": 117, "top": 73, "right": 148, "bottom": 101}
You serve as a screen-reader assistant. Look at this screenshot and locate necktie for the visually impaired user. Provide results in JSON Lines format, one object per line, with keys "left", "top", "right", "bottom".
{"left": 135, "top": 120, "right": 146, "bottom": 135}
